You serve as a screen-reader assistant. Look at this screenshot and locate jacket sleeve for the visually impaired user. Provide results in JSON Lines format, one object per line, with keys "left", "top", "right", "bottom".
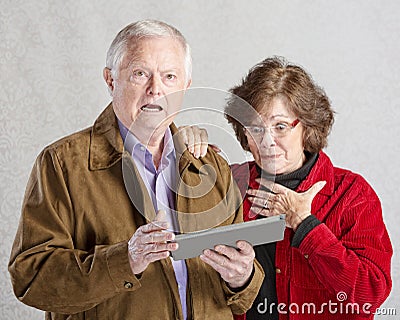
{"left": 298, "top": 176, "right": 392, "bottom": 315}
{"left": 222, "top": 259, "right": 264, "bottom": 315}
{"left": 8, "top": 148, "right": 140, "bottom": 314}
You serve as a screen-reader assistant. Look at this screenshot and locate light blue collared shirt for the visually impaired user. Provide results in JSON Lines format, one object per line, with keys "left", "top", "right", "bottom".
{"left": 118, "top": 120, "right": 188, "bottom": 319}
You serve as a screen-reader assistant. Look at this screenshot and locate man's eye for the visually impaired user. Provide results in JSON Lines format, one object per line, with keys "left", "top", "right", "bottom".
{"left": 166, "top": 74, "right": 176, "bottom": 80}
{"left": 133, "top": 70, "right": 146, "bottom": 77}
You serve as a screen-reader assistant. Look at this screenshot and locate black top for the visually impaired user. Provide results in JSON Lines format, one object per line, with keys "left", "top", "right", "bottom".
{"left": 247, "top": 153, "right": 320, "bottom": 320}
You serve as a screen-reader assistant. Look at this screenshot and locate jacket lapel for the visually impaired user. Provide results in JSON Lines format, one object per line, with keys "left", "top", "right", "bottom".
{"left": 89, "top": 103, "right": 124, "bottom": 171}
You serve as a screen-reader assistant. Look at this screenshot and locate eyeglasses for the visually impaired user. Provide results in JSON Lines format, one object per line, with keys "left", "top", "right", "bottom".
{"left": 244, "top": 119, "right": 300, "bottom": 139}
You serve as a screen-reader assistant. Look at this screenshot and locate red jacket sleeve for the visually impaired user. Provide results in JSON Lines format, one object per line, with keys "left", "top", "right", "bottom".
{"left": 299, "top": 176, "right": 392, "bottom": 315}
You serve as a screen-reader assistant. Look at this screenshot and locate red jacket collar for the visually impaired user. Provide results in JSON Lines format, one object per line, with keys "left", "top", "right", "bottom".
{"left": 296, "top": 151, "right": 335, "bottom": 196}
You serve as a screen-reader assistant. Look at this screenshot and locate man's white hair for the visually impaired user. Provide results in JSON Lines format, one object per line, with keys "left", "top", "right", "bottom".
{"left": 106, "top": 19, "right": 192, "bottom": 83}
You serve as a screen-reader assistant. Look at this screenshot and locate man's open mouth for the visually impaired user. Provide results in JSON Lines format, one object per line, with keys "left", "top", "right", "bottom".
{"left": 141, "top": 104, "right": 163, "bottom": 112}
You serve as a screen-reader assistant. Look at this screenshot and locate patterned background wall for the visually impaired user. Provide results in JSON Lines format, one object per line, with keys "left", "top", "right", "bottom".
{"left": 1, "top": 1, "right": 399, "bottom": 318}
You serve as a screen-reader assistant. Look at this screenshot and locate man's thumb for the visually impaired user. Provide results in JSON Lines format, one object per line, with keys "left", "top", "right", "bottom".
{"left": 154, "top": 209, "right": 167, "bottom": 222}
{"left": 151, "top": 209, "right": 169, "bottom": 230}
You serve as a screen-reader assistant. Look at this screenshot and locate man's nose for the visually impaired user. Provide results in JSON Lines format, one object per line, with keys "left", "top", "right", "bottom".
{"left": 146, "top": 75, "right": 162, "bottom": 96}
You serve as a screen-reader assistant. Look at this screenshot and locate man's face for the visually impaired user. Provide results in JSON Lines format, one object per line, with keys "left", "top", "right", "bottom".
{"left": 104, "top": 37, "right": 190, "bottom": 139}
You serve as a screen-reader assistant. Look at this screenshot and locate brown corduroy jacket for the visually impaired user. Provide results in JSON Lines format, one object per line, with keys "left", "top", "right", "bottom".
{"left": 9, "top": 104, "right": 264, "bottom": 320}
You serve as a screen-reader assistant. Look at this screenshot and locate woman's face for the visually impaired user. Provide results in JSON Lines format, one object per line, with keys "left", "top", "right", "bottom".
{"left": 245, "top": 97, "right": 306, "bottom": 175}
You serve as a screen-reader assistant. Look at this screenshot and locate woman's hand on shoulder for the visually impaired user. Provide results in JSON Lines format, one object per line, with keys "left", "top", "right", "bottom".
{"left": 178, "top": 125, "right": 220, "bottom": 158}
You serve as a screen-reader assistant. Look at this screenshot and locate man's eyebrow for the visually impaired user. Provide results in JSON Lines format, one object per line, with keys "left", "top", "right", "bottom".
{"left": 161, "top": 68, "right": 181, "bottom": 73}
{"left": 126, "top": 60, "right": 146, "bottom": 69}
{"left": 125, "top": 61, "right": 182, "bottom": 72}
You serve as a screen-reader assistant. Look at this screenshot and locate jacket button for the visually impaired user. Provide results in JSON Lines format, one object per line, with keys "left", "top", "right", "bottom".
{"left": 124, "top": 281, "right": 133, "bottom": 289}
{"left": 304, "top": 254, "right": 309, "bottom": 259}
{"left": 276, "top": 268, "right": 281, "bottom": 274}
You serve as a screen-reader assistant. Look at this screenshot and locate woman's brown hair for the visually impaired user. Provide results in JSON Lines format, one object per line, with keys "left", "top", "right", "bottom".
{"left": 225, "top": 56, "right": 334, "bottom": 153}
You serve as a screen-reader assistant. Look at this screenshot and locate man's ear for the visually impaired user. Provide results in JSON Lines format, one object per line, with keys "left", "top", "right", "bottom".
{"left": 103, "top": 68, "right": 114, "bottom": 94}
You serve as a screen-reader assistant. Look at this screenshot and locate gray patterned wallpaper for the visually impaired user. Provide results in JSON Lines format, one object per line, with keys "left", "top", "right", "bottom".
{"left": 1, "top": 1, "right": 399, "bottom": 318}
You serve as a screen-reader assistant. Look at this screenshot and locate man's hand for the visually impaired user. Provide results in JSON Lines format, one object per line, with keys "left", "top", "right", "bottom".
{"left": 128, "top": 210, "right": 178, "bottom": 275}
{"left": 178, "top": 125, "right": 220, "bottom": 158}
{"left": 247, "top": 179, "right": 326, "bottom": 230}
{"left": 200, "top": 240, "right": 255, "bottom": 288}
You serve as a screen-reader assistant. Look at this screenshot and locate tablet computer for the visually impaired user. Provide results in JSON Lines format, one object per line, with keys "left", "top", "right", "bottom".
{"left": 170, "top": 215, "right": 286, "bottom": 260}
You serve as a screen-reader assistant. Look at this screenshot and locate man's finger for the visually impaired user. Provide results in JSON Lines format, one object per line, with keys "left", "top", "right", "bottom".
{"left": 235, "top": 240, "right": 253, "bottom": 256}
{"left": 201, "top": 248, "right": 232, "bottom": 269}
{"left": 146, "top": 242, "right": 178, "bottom": 253}
{"left": 140, "top": 221, "right": 168, "bottom": 233}
{"left": 141, "top": 231, "right": 175, "bottom": 244}
{"left": 200, "top": 253, "right": 226, "bottom": 274}
{"left": 145, "top": 251, "right": 171, "bottom": 263}
{"left": 214, "top": 245, "right": 239, "bottom": 260}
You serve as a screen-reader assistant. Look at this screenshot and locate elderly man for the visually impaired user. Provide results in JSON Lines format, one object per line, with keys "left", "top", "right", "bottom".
{"left": 9, "top": 20, "right": 263, "bottom": 319}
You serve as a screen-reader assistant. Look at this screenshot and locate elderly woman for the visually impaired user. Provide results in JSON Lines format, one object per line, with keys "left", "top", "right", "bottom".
{"left": 184, "top": 57, "right": 392, "bottom": 319}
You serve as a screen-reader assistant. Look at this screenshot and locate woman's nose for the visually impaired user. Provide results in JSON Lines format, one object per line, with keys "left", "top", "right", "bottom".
{"left": 261, "top": 129, "right": 277, "bottom": 147}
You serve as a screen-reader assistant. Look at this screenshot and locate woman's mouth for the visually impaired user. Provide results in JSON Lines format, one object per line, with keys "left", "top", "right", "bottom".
{"left": 264, "top": 154, "right": 282, "bottom": 159}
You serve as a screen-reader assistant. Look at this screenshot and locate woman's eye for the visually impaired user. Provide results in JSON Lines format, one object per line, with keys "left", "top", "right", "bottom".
{"left": 250, "top": 127, "right": 264, "bottom": 134}
{"left": 275, "top": 123, "right": 288, "bottom": 131}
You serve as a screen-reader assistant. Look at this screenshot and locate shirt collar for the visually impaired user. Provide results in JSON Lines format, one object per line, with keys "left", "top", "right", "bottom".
{"left": 89, "top": 102, "right": 204, "bottom": 174}
{"left": 117, "top": 118, "right": 176, "bottom": 171}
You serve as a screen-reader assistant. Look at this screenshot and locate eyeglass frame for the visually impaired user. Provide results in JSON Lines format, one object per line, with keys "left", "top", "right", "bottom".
{"left": 243, "top": 119, "right": 300, "bottom": 140}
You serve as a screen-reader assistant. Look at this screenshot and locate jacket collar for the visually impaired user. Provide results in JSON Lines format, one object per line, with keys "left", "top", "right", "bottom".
{"left": 89, "top": 103, "right": 203, "bottom": 173}
{"left": 89, "top": 103, "right": 124, "bottom": 170}
{"left": 296, "top": 151, "right": 335, "bottom": 196}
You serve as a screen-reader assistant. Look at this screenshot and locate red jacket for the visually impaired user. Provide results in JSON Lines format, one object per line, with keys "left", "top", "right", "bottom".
{"left": 232, "top": 151, "right": 392, "bottom": 319}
